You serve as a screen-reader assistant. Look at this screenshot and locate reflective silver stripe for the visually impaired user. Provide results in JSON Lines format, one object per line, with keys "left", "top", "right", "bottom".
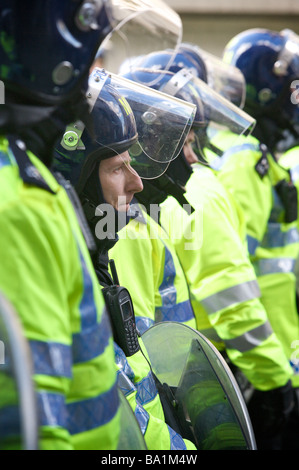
{"left": 134, "top": 402, "right": 149, "bottom": 436}
{"left": 117, "top": 369, "right": 135, "bottom": 397}
{"left": 201, "top": 280, "right": 261, "bottom": 315}
{"left": 290, "top": 163, "right": 299, "bottom": 183}
{"left": 210, "top": 142, "right": 259, "bottom": 171}
{"left": 261, "top": 224, "right": 299, "bottom": 249}
{"left": 253, "top": 258, "right": 296, "bottom": 276}
{"left": 224, "top": 321, "right": 273, "bottom": 353}
{"left": 199, "top": 327, "right": 222, "bottom": 343}
{"left": 136, "top": 316, "right": 154, "bottom": 335}
{"left": 247, "top": 234, "right": 259, "bottom": 255}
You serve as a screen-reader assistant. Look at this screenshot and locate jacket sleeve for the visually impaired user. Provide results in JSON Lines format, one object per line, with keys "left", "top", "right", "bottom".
{"left": 216, "top": 143, "right": 273, "bottom": 256}
{"left": 0, "top": 185, "right": 120, "bottom": 450}
{"left": 109, "top": 216, "right": 163, "bottom": 334}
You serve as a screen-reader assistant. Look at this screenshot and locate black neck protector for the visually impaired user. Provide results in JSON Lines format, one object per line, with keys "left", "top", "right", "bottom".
{"left": 245, "top": 81, "right": 299, "bottom": 154}
{"left": 135, "top": 150, "right": 194, "bottom": 219}
{"left": 0, "top": 91, "right": 92, "bottom": 168}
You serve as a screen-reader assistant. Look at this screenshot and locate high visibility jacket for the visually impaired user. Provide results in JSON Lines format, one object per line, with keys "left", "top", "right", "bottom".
{"left": 160, "top": 163, "right": 292, "bottom": 391}
{"left": 0, "top": 137, "right": 120, "bottom": 449}
{"left": 114, "top": 339, "right": 196, "bottom": 450}
{"left": 214, "top": 134, "right": 299, "bottom": 387}
{"left": 279, "top": 145, "right": 299, "bottom": 377}
{"left": 109, "top": 206, "right": 196, "bottom": 335}
{"left": 279, "top": 145, "right": 299, "bottom": 231}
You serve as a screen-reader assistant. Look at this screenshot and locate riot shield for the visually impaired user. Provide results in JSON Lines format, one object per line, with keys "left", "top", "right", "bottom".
{"left": 117, "top": 387, "right": 147, "bottom": 450}
{"left": 0, "top": 292, "right": 38, "bottom": 450}
{"left": 141, "top": 321, "right": 256, "bottom": 450}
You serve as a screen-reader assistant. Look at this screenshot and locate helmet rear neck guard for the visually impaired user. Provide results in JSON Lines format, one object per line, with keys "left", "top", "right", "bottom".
{"left": 0, "top": 0, "right": 113, "bottom": 106}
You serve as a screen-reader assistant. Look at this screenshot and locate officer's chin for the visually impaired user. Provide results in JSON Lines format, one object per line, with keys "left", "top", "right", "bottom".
{"left": 117, "top": 203, "right": 130, "bottom": 213}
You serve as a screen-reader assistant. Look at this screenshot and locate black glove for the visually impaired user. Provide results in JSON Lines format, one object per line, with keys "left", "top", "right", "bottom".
{"left": 282, "top": 387, "right": 299, "bottom": 450}
{"left": 247, "top": 380, "right": 294, "bottom": 450}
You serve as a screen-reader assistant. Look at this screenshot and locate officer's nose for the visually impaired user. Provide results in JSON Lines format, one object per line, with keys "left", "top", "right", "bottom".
{"left": 126, "top": 166, "right": 144, "bottom": 194}
{"left": 184, "top": 142, "right": 198, "bottom": 164}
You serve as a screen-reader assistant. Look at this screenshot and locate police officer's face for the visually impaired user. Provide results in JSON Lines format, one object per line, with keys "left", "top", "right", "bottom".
{"left": 183, "top": 129, "right": 198, "bottom": 164}
{"left": 99, "top": 151, "right": 144, "bottom": 211}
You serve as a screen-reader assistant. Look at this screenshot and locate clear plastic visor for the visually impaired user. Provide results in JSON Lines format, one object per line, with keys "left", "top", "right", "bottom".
{"left": 188, "top": 46, "right": 246, "bottom": 108}
{"left": 166, "top": 71, "right": 256, "bottom": 162}
{"left": 89, "top": 68, "right": 196, "bottom": 179}
{"left": 275, "top": 29, "right": 299, "bottom": 77}
{"left": 95, "top": 0, "right": 182, "bottom": 79}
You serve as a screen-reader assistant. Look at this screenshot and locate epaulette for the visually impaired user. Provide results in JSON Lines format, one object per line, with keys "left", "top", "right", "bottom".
{"left": 8, "top": 136, "right": 55, "bottom": 194}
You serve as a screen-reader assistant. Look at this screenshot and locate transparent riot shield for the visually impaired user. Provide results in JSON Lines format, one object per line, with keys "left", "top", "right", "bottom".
{"left": 0, "top": 292, "right": 38, "bottom": 450}
{"left": 117, "top": 387, "right": 147, "bottom": 450}
{"left": 141, "top": 321, "right": 256, "bottom": 450}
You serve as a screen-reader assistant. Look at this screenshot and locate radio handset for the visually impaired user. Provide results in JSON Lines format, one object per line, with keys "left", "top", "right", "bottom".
{"left": 102, "top": 259, "right": 140, "bottom": 357}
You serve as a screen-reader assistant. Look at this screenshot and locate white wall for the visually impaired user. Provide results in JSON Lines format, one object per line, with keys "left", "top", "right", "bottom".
{"left": 165, "top": 0, "right": 299, "bottom": 14}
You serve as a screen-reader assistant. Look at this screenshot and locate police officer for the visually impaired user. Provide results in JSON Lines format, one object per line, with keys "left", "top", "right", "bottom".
{"left": 54, "top": 68, "right": 197, "bottom": 450}
{"left": 217, "top": 29, "right": 299, "bottom": 449}
{"left": 122, "top": 48, "right": 296, "bottom": 450}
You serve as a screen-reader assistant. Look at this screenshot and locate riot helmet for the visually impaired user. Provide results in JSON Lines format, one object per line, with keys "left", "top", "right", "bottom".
{"left": 223, "top": 28, "right": 299, "bottom": 146}
{"left": 120, "top": 63, "right": 255, "bottom": 211}
{"left": 124, "top": 48, "right": 208, "bottom": 83}
{"left": 54, "top": 68, "right": 196, "bottom": 219}
{"left": 0, "top": 0, "right": 119, "bottom": 105}
{"left": 55, "top": 68, "right": 196, "bottom": 185}
{"left": 0, "top": 0, "right": 182, "bottom": 106}
{"left": 178, "top": 43, "right": 246, "bottom": 108}
{"left": 54, "top": 74, "right": 138, "bottom": 198}
{"left": 122, "top": 67, "right": 255, "bottom": 165}
{"left": 133, "top": 45, "right": 246, "bottom": 108}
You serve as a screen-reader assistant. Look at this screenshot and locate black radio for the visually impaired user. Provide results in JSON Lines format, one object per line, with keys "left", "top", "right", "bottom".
{"left": 102, "top": 260, "right": 140, "bottom": 357}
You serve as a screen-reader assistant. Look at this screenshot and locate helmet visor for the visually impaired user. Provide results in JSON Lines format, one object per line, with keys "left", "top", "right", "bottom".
{"left": 88, "top": 69, "right": 196, "bottom": 178}
{"left": 63, "top": 68, "right": 195, "bottom": 180}
{"left": 96, "top": 0, "right": 182, "bottom": 76}
{"left": 193, "top": 76, "right": 256, "bottom": 162}
{"left": 191, "top": 75, "right": 255, "bottom": 136}
{"left": 176, "top": 43, "right": 246, "bottom": 108}
{"left": 199, "top": 48, "right": 246, "bottom": 108}
{"left": 276, "top": 29, "right": 299, "bottom": 78}
{"left": 158, "top": 69, "right": 256, "bottom": 161}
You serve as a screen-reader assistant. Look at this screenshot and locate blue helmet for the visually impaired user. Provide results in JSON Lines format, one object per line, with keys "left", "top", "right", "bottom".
{"left": 223, "top": 28, "right": 299, "bottom": 126}
{"left": 178, "top": 42, "right": 246, "bottom": 108}
{"left": 0, "top": 0, "right": 115, "bottom": 105}
{"left": 54, "top": 73, "right": 138, "bottom": 194}
{"left": 133, "top": 44, "right": 246, "bottom": 108}
{"left": 121, "top": 67, "right": 206, "bottom": 129}
{"left": 121, "top": 67, "right": 254, "bottom": 146}
{"left": 54, "top": 68, "right": 196, "bottom": 189}
{"left": 132, "top": 48, "right": 208, "bottom": 82}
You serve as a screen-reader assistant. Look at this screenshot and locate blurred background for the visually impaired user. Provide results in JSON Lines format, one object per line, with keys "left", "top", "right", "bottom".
{"left": 164, "top": 0, "right": 299, "bottom": 57}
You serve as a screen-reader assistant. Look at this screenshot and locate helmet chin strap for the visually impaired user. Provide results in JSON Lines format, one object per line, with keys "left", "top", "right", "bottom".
{"left": 251, "top": 116, "right": 284, "bottom": 154}
{"left": 136, "top": 172, "right": 194, "bottom": 222}
{"left": 136, "top": 150, "right": 195, "bottom": 218}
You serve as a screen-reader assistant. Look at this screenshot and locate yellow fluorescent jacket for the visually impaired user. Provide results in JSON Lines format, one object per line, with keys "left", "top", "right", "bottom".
{"left": 0, "top": 137, "right": 120, "bottom": 449}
